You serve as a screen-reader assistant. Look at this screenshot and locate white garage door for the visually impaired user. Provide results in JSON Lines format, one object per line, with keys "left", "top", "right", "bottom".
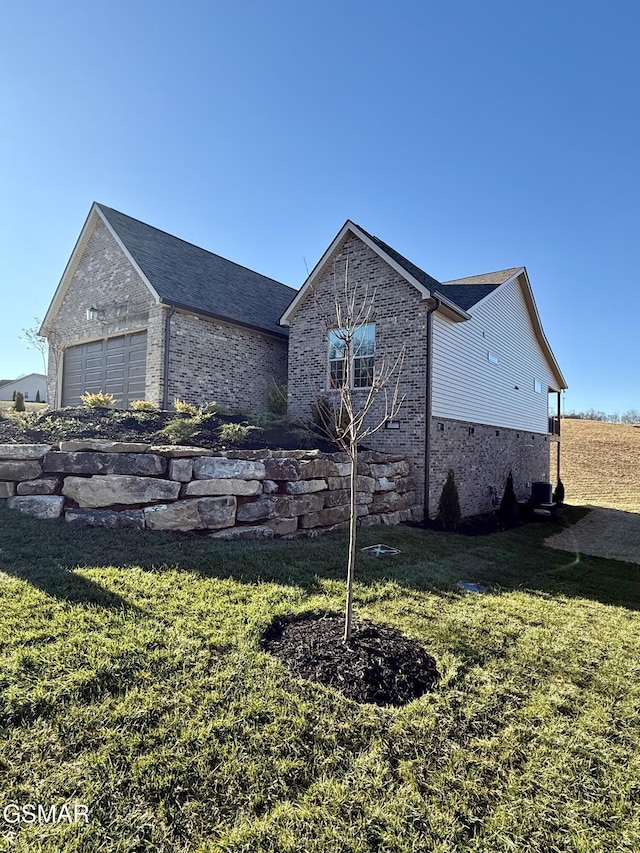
{"left": 61, "top": 331, "right": 147, "bottom": 408}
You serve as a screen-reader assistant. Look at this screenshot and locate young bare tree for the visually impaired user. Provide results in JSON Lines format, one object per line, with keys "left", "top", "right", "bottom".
{"left": 312, "top": 259, "right": 405, "bottom": 642}
{"left": 20, "top": 318, "right": 49, "bottom": 375}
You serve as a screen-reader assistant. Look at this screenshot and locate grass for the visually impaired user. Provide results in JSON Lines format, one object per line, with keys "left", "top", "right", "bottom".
{"left": 0, "top": 503, "right": 639, "bottom": 852}
{"left": 0, "top": 402, "right": 47, "bottom": 414}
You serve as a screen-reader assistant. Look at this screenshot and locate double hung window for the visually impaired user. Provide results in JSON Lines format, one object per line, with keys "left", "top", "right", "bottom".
{"left": 328, "top": 323, "right": 375, "bottom": 389}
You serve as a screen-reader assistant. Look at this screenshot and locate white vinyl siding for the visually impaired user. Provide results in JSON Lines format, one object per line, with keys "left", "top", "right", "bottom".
{"left": 431, "top": 275, "right": 558, "bottom": 433}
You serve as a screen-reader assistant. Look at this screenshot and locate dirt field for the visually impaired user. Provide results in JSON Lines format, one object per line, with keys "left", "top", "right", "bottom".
{"left": 557, "top": 418, "right": 640, "bottom": 513}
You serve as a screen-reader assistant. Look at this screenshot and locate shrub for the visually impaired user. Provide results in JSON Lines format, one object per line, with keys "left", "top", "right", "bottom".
{"left": 311, "top": 395, "right": 349, "bottom": 441}
{"left": 130, "top": 399, "right": 158, "bottom": 411}
{"left": 174, "top": 398, "right": 198, "bottom": 417}
{"left": 553, "top": 479, "right": 565, "bottom": 504}
{"left": 13, "top": 392, "right": 25, "bottom": 412}
{"left": 160, "top": 417, "right": 199, "bottom": 444}
{"left": 201, "top": 401, "right": 220, "bottom": 415}
{"left": 436, "top": 470, "right": 461, "bottom": 530}
{"left": 219, "top": 422, "right": 261, "bottom": 443}
{"left": 7, "top": 410, "right": 35, "bottom": 430}
{"left": 267, "top": 381, "right": 288, "bottom": 417}
{"left": 81, "top": 390, "right": 116, "bottom": 408}
{"left": 35, "top": 389, "right": 41, "bottom": 403}
{"left": 499, "top": 471, "right": 519, "bottom": 522}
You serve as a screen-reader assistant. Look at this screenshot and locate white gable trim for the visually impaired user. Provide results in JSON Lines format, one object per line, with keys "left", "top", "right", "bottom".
{"left": 40, "top": 203, "right": 160, "bottom": 336}
{"left": 279, "top": 220, "right": 469, "bottom": 326}
{"left": 467, "top": 267, "right": 566, "bottom": 390}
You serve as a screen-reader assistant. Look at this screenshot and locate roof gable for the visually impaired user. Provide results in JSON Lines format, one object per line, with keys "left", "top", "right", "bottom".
{"left": 43, "top": 204, "right": 296, "bottom": 338}
{"left": 280, "top": 221, "right": 470, "bottom": 325}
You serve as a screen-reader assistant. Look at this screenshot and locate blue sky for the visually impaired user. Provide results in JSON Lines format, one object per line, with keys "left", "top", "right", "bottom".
{"left": 1, "top": 0, "right": 638, "bottom": 414}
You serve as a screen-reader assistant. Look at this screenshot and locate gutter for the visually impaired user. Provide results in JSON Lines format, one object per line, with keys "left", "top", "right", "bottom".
{"left": 162, "top": 305, "right": 176, "bottom": 410}
{"left": 424, "top": 296, "right": 441, "bottom": 524}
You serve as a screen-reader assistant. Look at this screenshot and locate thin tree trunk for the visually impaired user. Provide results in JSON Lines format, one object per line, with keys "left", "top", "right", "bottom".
{"left": 344, "top": 441, "right": 358, "bottom": 643}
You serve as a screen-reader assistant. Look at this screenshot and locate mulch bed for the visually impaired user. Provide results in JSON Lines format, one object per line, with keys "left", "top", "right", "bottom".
{"left": 0, "top": 407, "right": 338, "bottom": 453}
{"left": 262, "top": 614, "right": 440, "bottom": 707}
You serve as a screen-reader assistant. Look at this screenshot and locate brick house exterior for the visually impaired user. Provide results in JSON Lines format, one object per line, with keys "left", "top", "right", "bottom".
{"left": 42, "top": 208, "right": 566, "bottom": 520}
{"left": 282, "top": 221, "right": 566, "bottom": 520}
{"left": 41, "top": 205, "right": 293, "bottom": 413}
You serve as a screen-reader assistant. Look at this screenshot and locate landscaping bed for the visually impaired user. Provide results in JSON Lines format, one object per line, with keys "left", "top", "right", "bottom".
{"left": 0, "top": 406, "right": 338, "bottom": 452}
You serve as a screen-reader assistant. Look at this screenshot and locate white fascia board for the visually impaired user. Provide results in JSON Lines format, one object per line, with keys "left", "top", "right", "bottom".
{"left": 95, "top": 206, "right": 161, "bottom": 303}
{"left": 518, "top": 268, "right": 567, "bottom": 390}
{"left": 280, "top": 220, "right": 468, "bottom": 325}
{"left": 40, "top": 204, "right": 101, "bottom": 334}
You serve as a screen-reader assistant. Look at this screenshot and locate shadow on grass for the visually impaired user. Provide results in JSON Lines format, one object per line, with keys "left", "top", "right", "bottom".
{"left": 0, "top": 502, "right": 637, "bottom": 612}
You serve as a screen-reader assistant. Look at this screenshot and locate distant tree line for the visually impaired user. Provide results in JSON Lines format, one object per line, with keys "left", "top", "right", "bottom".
{"left": 563, "top": 409, "right": 640, "bottom": 424}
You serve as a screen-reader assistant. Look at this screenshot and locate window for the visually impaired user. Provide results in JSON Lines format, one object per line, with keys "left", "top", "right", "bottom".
{"left": 328, "top": 323, "right": 375, "bottom": 389}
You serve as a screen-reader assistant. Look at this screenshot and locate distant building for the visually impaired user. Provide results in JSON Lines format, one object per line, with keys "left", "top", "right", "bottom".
{"left": 0, "top": 373, "right": 47, "bottom": 402}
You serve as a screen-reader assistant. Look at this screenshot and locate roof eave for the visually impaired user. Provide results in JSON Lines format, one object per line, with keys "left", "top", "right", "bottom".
{"left": 160, "top": 300, "right": 289, "bottom": 339}
{"left": 280, "top": 220, "right": 469, "bottom": 325}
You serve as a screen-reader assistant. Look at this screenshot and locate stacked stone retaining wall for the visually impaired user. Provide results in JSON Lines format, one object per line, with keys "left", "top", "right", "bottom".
{"left": 0, "top": 442, "right": 417, "bottom": 539}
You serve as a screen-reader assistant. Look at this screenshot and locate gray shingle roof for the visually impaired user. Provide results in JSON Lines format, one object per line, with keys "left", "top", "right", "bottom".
{"left": 354, "top": 224, "right": 513, "bottom": 312}
{"left": 98, "top": 205, "right": 296, "bottom": 337}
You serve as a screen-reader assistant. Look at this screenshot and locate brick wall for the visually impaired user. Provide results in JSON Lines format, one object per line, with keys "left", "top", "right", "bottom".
{"left": 287, "top": 232, "right": 428, "bottom": 510}
{"left": 45, "top": 219, "right": 155, "bottom": 406}
{"left": 429, "top": 416, "right": 551, "bottom": 517}
{"left": 166, "top": 311, "right": 288, "bottom": 413}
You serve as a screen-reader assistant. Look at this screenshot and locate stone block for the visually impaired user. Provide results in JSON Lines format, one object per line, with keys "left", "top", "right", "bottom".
{"left": 375, "top": 477, "right": 395, "bottom": 492}
{"left": 262, "top": 480, "right": 279, "bottom": 494}
{"left": 210, "top": 525, "right": 274, "bottom": 541}
{"left": 65, "top": 508, "right": 145, "bottom": 529}
{"left": 0, "top": 461, "right": 42, "bottom": 481}
{"left": 335, "top": 461, "right": 352, "bottom": 476}
{"left": 7, "top": 496, "right": 64, "bottom": 519}
{"left": 264, "top": 516, "right": 298, "bottom": 536}
{"left": 324, "top": 488, "right": 349, "bottom": 508}
{"left": 327, "top": 476, "right": 350, "bottom": 490}
{"left": 263, "top": 457, "right": 301, "bottom": 481}
{"left": 286, "top": 494, "right": 325, "bottom": 516}
{"left": 16, "top": 479, "right": 60, "bottom": 496}
{"left": 169, "top": 458, "right": 194, "bottom": 482}
{"left": 0, "top": 482, "right": 16, "bottom": 498}
{"left": 370, "top": 490, "right": 415, "bottom": 514}
{"left": 298, "top": 505, "right": 351, "bottom": 529}
{"left": 59, "top": 440, "right": 151, "bottom": 453}
{"left": 395, "top": 476, "right": 416, "bottom": 494}
{"left": 235, "top": 496, "right": 282, "bottom": 522}
{"left": 298, "top": 459, "right": 340, "bottom": 479}
{"left": 144, "top": 496, "right": 236, "bottom": 531}
{"left": 43, "top": 451, "right": 166, "bottom": 477}
{"left": 284, "top": 479, "right": 327, "bottom": 494}
{"left": 183, "top": 479, "right": 262, "bottom": 497}
{"left": 193, "top": 457, "right": 265, "bottom": 480}
{"left": 0, "top": 444, "right": 51, "bottom": 460}
{"left": 355, "top": 475, "right": 376, "bottom": 493}
{"left": 223, "top": 450, "right": 269, "bottom": 461}
{"left": 148, "top": 445, "right": 214, "bottom": 457}
{"left": 369, "top": 461, "right": 411, "bottom": 478}
{"left": 62, "top": 475, "right": 181, "bottom": 508}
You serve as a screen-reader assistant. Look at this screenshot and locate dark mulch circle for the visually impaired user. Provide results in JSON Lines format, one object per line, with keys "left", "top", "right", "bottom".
{"left": 262, "top": 614, "right": 440, "bottom": 707}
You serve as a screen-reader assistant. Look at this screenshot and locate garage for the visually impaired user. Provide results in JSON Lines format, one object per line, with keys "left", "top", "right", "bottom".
{"left": 61, "top": 331, "right": 147, "bottom": 408}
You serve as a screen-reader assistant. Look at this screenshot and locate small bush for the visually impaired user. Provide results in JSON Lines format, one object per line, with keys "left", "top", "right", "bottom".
{"left": 499, "top": 471, "right": 519, "bottom": 522}
{"left": 436, "top": 470, "right": 461, "bottom": 531}
{"left": 201, "top": 401, "right": 220, "bottom": 415}
{"left": 35, "top": 389, "right": 41, "bottom": 403}
{"left": 81, "top": 390, "right": 116, "bottom": 408}
{"left": 312, "top": 395, "right": 349, "bottom": 440}
{"left": 219, "top": 422, "right": 261, "bottom": 443}
{"left": 7, "top": 410, "right": 36, "bottom": 431}
{"left": 174, "top": 398, "right": 198, "bottom": 417}
{"left": 553, "top": 479, "right": 565, "bottom": 504}
{"left": 267, "top": 381, "right": 288, "bottom": 417}
{"left": 160, "top": 417, "right": 199, "bottom": 444}
{"left": 13, "top": 392, "right": 25, "bottom": 412}
{"left": 130, "top": 400, "right": 158, "bottom": 411}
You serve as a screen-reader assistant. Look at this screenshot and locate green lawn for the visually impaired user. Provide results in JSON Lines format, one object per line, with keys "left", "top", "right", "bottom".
{"left": 0, "top": 503, "right": 639, "bottom": 852}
